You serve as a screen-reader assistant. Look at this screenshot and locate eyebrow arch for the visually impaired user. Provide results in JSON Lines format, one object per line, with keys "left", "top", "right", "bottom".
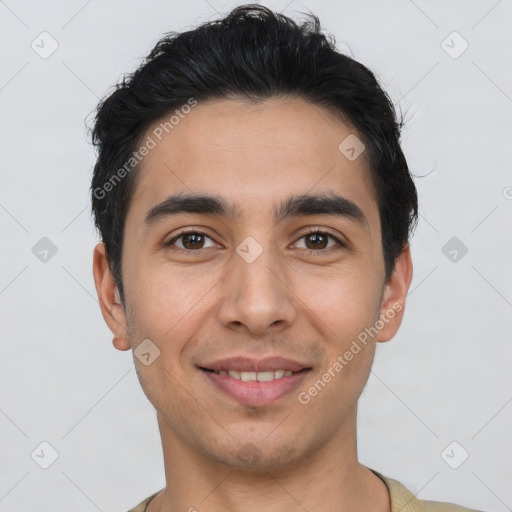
{"left": 274, "top": 193, "right": 368, "bottom": 229}
{"left": 143, "top": 192, "right": 368, "bottom": 230}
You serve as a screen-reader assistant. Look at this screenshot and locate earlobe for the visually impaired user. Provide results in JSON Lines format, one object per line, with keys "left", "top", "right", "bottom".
{"left": 92, "top": 242, "right": 131, "bottom": 351}
{"left": 377, "top": 244, "right": 413, "bottom": 343}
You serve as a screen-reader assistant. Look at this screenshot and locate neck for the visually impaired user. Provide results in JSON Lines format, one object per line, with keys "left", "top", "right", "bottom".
{"left": 147, "top": 408, "right": 390, "bottom": 512}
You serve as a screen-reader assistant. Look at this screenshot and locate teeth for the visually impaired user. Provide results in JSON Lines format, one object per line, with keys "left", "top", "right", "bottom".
{"left": 217, "top": 369, "right": 295, "bottom": 381}
{"left": 256, "top": 371, "right": 275, "bottom": 382}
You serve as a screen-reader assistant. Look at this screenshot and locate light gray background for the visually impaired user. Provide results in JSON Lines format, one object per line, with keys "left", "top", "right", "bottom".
{"left": 1, "top": 0, "right": 511, "bottom": 511}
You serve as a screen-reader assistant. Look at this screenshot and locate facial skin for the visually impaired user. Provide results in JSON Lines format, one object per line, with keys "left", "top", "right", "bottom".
{"left": 93, "top": 96, "right": 412, "bottom": 512}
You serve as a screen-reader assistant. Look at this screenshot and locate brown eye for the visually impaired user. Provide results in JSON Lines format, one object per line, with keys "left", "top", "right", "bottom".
{"left": 295, "top": 230, "right": 343, "bottom": 251}
{"left": 181, "top": 233, "right": 204, "bottom": 249}
{"left": 305, "top": 232, "right": 328, "bottom": 249}
{"left": 167, "top": 231, "right": 217, "bottom": 250}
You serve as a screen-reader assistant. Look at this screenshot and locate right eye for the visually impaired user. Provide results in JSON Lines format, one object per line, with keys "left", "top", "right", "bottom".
{"left": 166, "top": 230, "right": 219, "bottom": 251}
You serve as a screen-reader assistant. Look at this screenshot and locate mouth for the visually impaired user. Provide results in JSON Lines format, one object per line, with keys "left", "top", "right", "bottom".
{"left": 198, "top": 357, "right": 312, "bottom": 407}
{"left": 200, "top": 367, "right": 308, "bottom": 381}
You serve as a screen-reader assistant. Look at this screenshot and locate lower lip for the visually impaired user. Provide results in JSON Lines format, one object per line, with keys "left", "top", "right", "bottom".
{"left": 200, "top": 369, "right": 311, "bottom": 407}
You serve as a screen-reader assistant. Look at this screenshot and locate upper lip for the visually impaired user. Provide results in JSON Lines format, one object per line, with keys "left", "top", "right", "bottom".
{"left": 200, "top": 356, "right": 310, "bottom": 373}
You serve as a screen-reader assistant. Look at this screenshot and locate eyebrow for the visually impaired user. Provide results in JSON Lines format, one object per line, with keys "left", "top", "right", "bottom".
{"left": 144, "top": 192, "right": 368, "bottom": 230}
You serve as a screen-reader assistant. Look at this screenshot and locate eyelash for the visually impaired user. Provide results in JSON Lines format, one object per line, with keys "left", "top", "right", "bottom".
{"left": 166, "top": 228, "right": 345, "bottom": 254}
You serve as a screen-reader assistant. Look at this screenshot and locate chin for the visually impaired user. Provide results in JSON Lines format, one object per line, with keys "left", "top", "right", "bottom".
{"left": 204, "top": 437, "right": 304, "bottom": 473}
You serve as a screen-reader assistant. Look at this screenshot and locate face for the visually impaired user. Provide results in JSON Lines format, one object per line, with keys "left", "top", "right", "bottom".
{"left": 94, "top": 96, "right": 412, "bottom": 471}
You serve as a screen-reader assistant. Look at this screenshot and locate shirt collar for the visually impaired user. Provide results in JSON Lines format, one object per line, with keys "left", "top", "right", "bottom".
{"left": 370, "top": 469, "right": 428, "bottom": 512}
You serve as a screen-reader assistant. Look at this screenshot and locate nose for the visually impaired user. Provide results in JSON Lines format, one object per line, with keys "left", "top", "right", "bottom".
{"left": 216, "top": 245, "right": 297, "bottom": 336}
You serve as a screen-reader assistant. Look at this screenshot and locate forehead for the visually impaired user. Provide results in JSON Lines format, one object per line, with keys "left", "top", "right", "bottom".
{"left": 126, "top": 96, "right": 379, "bottom": 230}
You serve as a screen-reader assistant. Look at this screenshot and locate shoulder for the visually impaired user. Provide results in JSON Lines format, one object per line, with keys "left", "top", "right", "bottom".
{"left": 370, "top": 469, "right": 482, "bottom": 512}
{"left": 422, "top": 500, "right": 481, "bottom": 511}
{"left": 125, "top": 490, "right": 161, "bottom": 512}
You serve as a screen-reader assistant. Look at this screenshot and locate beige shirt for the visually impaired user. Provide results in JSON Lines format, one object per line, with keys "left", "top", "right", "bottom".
{"left": 126, "top": 469, "right": 481, "bottom": 511}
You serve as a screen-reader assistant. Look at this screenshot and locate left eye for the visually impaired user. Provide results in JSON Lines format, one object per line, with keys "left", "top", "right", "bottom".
{"left": 295, "top": 231, "right": 342, "bottom": 250}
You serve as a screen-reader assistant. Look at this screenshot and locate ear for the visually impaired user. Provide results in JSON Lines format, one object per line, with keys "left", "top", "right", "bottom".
{"left": 377, "top": 243, "right": 413, "bottom": 343}
{"left": 92, "top": 242, "right": 131, "bottom": 351}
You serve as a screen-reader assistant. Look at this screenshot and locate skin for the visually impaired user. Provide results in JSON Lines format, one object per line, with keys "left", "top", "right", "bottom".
{"left": 93, "top": 96, "right": 413, "bottom": 512}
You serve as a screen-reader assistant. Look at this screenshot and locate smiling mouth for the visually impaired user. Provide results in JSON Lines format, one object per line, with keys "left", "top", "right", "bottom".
{"left": 200, "top": 367, "right": 310, "bottom": 382}
{"left": 199, "top": 366, "right": 312, "bottom": 406}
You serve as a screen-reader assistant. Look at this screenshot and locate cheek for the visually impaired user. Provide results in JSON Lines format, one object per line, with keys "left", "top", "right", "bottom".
{"left": 291, "top": 266, "right": 381, "bottom": 342}
{"left": 124, "top": 263, "right": 212, "bottom": 405}
{"left": 126, "top": 256, "right": 220, "bottom": 338}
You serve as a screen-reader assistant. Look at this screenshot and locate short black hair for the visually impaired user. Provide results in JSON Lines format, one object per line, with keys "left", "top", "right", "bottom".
{"left": 90, "top": 3, "right": 418, "bottom": 305}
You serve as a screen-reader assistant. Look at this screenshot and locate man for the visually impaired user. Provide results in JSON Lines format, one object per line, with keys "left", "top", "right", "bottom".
{"left": 91, "top": 4, "right": 480, "bottom": 511}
